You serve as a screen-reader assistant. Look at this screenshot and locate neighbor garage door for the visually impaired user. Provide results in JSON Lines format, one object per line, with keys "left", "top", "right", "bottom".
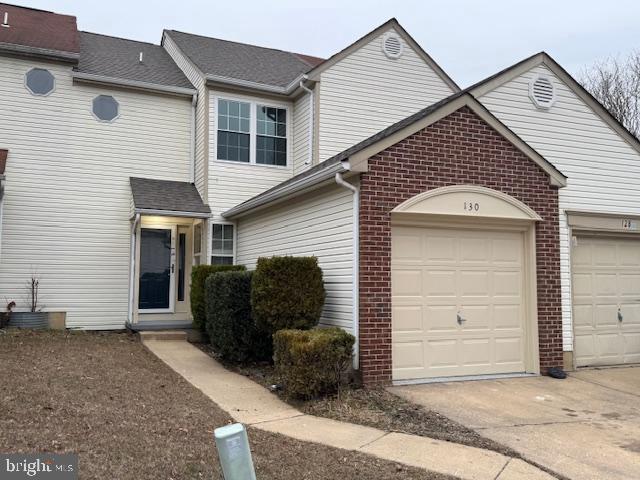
{"left": 392, "top": 226, "right": 526, "bottom": 380}
{"left": 572, "top": 236, "right": 640, "bottom": 367}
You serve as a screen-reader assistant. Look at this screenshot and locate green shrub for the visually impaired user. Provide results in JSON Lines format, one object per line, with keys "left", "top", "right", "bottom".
{"left": 273, "top": 327, "right": 355, "bottom": 399}
{"left": 191, "top": 264, "right": 245, "bottom": 332}
{"left": 205, "top": 271, "right": 271, "bottom": 362}
{"left": 251, "top": 256, "right": 325, "bottom": 334}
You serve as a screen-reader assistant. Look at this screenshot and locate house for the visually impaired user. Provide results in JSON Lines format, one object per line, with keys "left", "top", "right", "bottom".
{"left": 0, "top": 3, "right": 637, "bottom": 385}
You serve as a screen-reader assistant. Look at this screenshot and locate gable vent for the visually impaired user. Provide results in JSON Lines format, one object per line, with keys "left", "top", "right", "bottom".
{"left": 529, "top": 75, "right": 556, "bottom": 109}
{"left": 382, "top": 32, "right": 403, "bottom": 59}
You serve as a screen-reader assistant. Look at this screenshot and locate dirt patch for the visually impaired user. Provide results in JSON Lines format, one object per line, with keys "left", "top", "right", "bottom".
{"left": 197, "top": 344, "right": 519, "bottom": 458}
{"left": 0, "top": 329, "right": 456, "bottom": 480}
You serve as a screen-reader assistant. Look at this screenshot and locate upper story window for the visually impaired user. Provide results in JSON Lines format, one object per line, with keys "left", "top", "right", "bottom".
{"left": 25, "top": 68, "right": 55, "bottom": 96}
{"left": 92, "top": 95, "right": 119, "bottom": 122}
{"left": 216, "top": 97, "right": 288, "bottom": 167}
{"left": 217, "top": 99, "right": 250, "bottom": 162}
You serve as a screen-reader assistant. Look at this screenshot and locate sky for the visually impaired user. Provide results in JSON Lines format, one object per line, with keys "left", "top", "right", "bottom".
{"left": 11, "top": 0, "right": 640, "bottom": 87}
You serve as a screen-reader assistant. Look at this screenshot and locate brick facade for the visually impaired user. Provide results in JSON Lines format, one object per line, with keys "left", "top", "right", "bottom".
{"left": 358, "top": 106, "right": 563, "bottom": 385}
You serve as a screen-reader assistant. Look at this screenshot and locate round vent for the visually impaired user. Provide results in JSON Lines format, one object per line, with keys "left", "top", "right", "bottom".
{"left": 529, "top": 75, "right": 556, "bottom": 109}
{"left": 382, "top": 32, "right": 403, "bottom": 59}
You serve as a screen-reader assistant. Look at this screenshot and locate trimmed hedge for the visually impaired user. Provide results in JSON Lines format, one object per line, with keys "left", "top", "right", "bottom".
{"left": 191, "top": 264, "right": 246, "bottom": 332}
{"left": 274, "top": 327, "right": 355, "bottom": 399}
{"left": 251, "top": 256, "right": 325, "bottom": 334}
{"left": 205, "top": 271, "right": 271, "bottom": 362}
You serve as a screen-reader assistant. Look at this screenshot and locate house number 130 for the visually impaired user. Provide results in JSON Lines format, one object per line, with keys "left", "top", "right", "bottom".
{"left": 464, "top": 202, "right": 480, "bottom": 212}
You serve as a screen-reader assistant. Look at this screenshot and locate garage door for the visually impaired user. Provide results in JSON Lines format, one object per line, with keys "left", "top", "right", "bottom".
{"left": 392, "top": 226, "right": 526, "bottom": 380}
{"left": 572, "top": 236, "right": 640, "bottom": 367}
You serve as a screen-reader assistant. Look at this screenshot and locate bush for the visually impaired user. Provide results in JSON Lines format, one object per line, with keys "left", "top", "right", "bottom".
{"left": 191, "top": 264, "right": 245, "bottom": 332}
{"left": 251, "top": 256, "right": 325, "bottom": 334}
{"left": 205, "top": 271, "right": 272, "bottom": 362}
{"left": 273, "top": 327, "right": 355, "bottom": 399}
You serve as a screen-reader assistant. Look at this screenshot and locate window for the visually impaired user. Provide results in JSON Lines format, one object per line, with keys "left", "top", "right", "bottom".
{"left": 211, "top": 223, "right": 234, "bottom": 265}
{"left": 216, "top": 98, "right": 288, "bottom": 166}
{"left": 92, "top": 95, "right": 119, "bottom": 122}
{"left": 193, "top": 223, "right": 202, "bottom": 266}
{"left": 257, "top": 106, "right": 287, "bottom": 166}
{"left": 25, "top": 68, "right": 55, "bottom": 96}
{"left": 217, "top": 99, "right": 250, "bottom": 162}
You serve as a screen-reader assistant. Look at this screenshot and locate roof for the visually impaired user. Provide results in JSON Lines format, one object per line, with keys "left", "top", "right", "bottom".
{"left": 76, "top": 32, "right": 194, "bottom": 91}
{"left": 468, "top": 51, "right": 640, "bottom": 156}
{"left": 130, "top": 177, "right": 210, "bottom": 216}
{"left": 165, "top": 29, "right": 318, "bottom": 88}
{"left": 224, "top": 91, "right": 566, "bottom": 219}
{"left": 0, "top": 3, "right": 79, "bottom": 60}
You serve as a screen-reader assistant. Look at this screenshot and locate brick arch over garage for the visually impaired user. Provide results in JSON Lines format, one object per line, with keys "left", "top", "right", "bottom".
{"left": 358, "top": 106, "right": 562, "bottom": 385}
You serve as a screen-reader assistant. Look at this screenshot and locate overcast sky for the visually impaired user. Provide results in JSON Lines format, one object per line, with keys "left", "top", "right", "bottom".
{"left": 13, "top": 0, "right": 640, "bottom": 87}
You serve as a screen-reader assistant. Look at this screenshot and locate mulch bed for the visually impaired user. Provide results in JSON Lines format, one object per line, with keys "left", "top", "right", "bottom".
{"left": 0, "top": 329, "right": 456, "bottom": 480}
{"left": 197, "top": 343, "right": 519, "bottom": 458}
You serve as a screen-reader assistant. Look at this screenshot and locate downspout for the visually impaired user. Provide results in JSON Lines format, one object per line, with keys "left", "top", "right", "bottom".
{"left": 0, "top": 176, "right": 5, "bottom": 261}
{"left": 335, "top": 172, "right": 359, "bottom": 369}
{"left": 299, "top": 76, "right": 314, "bottom": 168}
{"left": 128, "top": 213, "right": 141, "bottom": 324}
{"left": 189, "top": 92, "right": 198, "bottom": 184}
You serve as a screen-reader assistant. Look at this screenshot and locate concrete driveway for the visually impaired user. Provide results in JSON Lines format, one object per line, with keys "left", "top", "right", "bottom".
{"left": 391, "top": 367, "right": 640, "bottom": 480}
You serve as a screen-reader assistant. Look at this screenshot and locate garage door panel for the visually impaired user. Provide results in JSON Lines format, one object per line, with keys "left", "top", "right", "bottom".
{"left": 593, "top": 244, "right": 617, "bottom": 266}
{"left": 424, "top": 270, "right": 456, "bottom": 297}
{"left": 392, "top": 226, "right": 526, "bottom": 380}
{"left": 621, "top": 304, "right": 640, "bottom": 325}
{"left": 572, "top": 273, "right": 593, "bottom": 298}
{"left": 619, "top": 274, "right": 640, "bottom": 296}
{"left": 459, "top": 271, "right": 490, "bottom": 297}
{"left": 624, "top": 334, "right": 640, "bottom": 363}
{"left": 594, "top": 274, "right": 618, "bottom": 296}
{"left": 618, "top": 243, "right": 640, "bottom": 265}
{"left": 594, "top": 304, "right": 621, "bottom": 328}
{"left": 573, "top": 304, "right": 594, "bottom": 328}
{"left": 392, "top": 232, "right": 423, "bottom": 262}
{"left": 392, "top": 269, "right": 422, "bottom": 296}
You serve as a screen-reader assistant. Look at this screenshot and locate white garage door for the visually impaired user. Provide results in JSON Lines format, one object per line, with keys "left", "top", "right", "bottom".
{"left": 572, "top": 236, "right": 640, "bottom": 367}
{"left": 392, "top": 226, "right": 526, "bottom": 380}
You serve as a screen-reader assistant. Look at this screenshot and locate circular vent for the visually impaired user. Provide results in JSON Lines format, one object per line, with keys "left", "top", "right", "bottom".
{"left": 382, "top": 32, "right": 403, "bottom": 59}
{"left": 529, "top": 75, "right": 556, "bottom": 109}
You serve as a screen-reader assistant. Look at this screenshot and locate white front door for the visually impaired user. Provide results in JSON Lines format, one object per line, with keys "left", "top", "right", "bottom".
{"left": 138, "top": 226, "right": 176, "bottom": 313}
{"left": 392, "top": 226, "right": 526, "bottom": 380}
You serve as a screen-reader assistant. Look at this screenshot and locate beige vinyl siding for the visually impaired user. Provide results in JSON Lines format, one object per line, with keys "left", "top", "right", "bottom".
{"left": 317, "top": 27, "right": 455, "bottom": 161}
{"left": 477, "top": 64, "right": 640, "bottom": 352}
{"left": 0, "top": 56, "right": 192, "bottom": 329}
{"left": 208, "top": 90, "right": 293, "bottom": 222}
{"left": 163, "top": 34, "right": 208, "bottom": 197}
{"left": 292, "top": 92, "right": 311, "bottom": 175}
{"left": 235, "top": 183, "right": 355, "bottom": 333}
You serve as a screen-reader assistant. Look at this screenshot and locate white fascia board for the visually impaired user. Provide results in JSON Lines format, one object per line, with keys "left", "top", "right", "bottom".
{"left": 133, "top": 208, "right": 211, "bottom": 219}
{"left": 72, "top": 71, "right": 197, "bottom": 97}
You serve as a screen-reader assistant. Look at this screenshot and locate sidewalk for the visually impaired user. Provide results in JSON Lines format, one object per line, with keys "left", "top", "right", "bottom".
{"left": 143, "top": 339, "right": 554, "bottom": 480}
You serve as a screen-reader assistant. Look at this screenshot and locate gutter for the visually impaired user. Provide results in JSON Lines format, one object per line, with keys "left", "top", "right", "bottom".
{"left": 334, "top": 172, "right": 360, "bottom": 369}
{"left": 72, "top": 71, "right": 197, "bottom": 97}
{"left": 0, "top": 42, "right": 79, "bottom": 63}
{"left": 128, "top": 213, "right": 141, "bottom": 323}
{"left": 189, "top": 92, "right": 198, "bottom": 183}
{"left": 223, "top": 159, "right": 348, "bottom": 219}
{"left": 205, "top": 73, "right": 308, "bottom": 96}
{"left": 133, "top": 208, "right": 210, "bottom": 219}
{"left": 299, "top": 75, "right": 314, "bottom": 167}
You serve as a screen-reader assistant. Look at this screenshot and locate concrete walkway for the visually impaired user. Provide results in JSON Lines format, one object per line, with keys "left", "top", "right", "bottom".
{"left": 143, "top": 339, "right": 554, "bottom": 480}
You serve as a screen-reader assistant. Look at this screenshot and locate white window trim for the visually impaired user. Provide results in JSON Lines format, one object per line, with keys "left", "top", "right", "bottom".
{"left": 91, "top": 94, "right": 121, "bottom": 123}
{"left": 210, "top": 221, "right": 236, "bottom": 265}
{"left": 212, "top": 92, "right": 292, "bottom": 169}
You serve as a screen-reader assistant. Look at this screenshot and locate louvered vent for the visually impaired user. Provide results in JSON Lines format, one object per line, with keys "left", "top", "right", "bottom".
{"left": 382, "top": 32, "right": 403, "bottom": 59}
{"left": 529, "top": 75, "right": 556, "bottom": 109}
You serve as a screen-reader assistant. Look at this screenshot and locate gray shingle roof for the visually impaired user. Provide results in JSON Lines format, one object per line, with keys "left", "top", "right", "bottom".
{"left": 77, "top": 32, "right": 194, "bottom": 90}
{"left": 165, "top": 30, "right": 317, "bottom": 88}
{"left": 130, "top": 177, "right": 210, "bottom": 215}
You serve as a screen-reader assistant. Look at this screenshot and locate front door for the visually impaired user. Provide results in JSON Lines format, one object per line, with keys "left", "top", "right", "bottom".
{"left": 138, "top": 226, "right": 176, "bottom": 312}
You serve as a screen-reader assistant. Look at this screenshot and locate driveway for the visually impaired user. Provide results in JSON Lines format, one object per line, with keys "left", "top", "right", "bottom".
{"left": 391, "top": 367, "right": 640, "bottom": 480}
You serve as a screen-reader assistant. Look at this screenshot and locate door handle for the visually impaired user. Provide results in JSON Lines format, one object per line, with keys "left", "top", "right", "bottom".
{"left": 171, "top": 263, "right": 175, "bottom": 274}
{"left": 618, "top": 309, "right": 623, "bottom": 322}
{"left": 457, "top": 313, "right": 466, "bottom": 325}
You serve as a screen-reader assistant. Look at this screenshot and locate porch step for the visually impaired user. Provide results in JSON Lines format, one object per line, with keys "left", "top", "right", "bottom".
{"left": 138, "top": 330, "right": 188, "bottom": 341}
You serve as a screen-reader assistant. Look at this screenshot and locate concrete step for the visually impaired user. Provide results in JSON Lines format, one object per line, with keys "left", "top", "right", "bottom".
{"left": 138, "top": 330, "right": 188, "bottom": 341}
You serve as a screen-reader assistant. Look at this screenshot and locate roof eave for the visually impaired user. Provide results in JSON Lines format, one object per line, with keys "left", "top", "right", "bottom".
{"left": 205, "top": 73, "right": 308, "bottom": 97}
{"left": 223, "top": 160, "right": 350, "bottom": 219}
{"left": 0, "top": 42, "right": 79, "bottom": 63}
{"left": 72, "top": 71, "right": 196, "bottom": 97}
{"left": 133, "top": 208, "right": 211, "bottom": 219}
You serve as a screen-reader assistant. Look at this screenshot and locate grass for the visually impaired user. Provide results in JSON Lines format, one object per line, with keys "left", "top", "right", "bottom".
{"left": 0, "top": 329, "right": 457, "bottom": 480}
